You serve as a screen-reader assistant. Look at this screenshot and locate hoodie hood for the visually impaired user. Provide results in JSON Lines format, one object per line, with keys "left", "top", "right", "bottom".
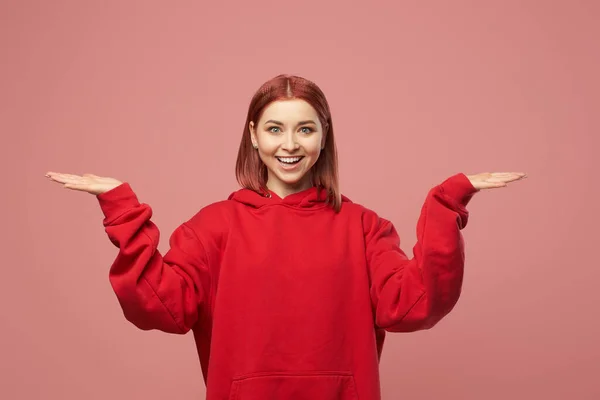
{"left": 228, "top": 186, "right": 351, "bottom": 210}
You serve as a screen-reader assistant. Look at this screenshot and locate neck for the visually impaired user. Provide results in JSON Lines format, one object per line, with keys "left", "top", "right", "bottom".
{"left": 267, "top": 176, "right": 313, "bottom": 199}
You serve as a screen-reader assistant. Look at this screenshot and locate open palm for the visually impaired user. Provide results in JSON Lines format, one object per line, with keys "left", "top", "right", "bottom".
{"left": 45, "top": 172, "right": 122, "bottom": 195}
{"left": 466, "top": 172, "right": 527, "bottom": 190}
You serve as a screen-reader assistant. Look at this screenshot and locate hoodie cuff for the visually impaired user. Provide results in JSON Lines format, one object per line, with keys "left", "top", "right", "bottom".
{"left": 96, "top": 182, "right": 141, "bottom": 220}
{"left": 439, "top": 173, "right": 479, "bottom": 208}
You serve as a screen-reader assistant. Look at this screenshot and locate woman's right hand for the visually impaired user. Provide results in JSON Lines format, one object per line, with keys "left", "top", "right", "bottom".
{"left": 45, "top": 172, "right": 123, "bottom": 195}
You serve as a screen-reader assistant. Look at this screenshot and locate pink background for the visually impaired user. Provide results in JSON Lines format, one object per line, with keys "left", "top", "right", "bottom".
{"left": 2, "top": 0, "right": 599, "bottom": 399}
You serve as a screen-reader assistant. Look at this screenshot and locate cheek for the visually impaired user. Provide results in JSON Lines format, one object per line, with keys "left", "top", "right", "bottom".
{"left": 257, "top": 136, "right": 278, "bottom": 155}
{"left": 306, "top": 137, "right": 323, "bottom": 156}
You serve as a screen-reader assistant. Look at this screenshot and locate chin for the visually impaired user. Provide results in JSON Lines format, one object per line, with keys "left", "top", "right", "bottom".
{"left": 276, "top": 174, "right": 305, "bottom": 186}
{"left": 270, "top": 168, "right": 312, "bottom": 189}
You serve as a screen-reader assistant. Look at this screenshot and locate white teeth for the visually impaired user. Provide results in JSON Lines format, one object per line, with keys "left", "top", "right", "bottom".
{"left": 277, "top": 157, "right": 302, "bottom": 164}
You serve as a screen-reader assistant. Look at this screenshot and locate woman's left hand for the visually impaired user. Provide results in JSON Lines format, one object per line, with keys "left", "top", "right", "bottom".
{"left": 466, "top": 172, "right": 527, "bottom": 190}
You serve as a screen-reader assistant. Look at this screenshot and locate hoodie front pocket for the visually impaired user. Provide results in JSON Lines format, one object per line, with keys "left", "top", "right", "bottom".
{"left": 228, "top": 371, "right": 358, "bottom": 400}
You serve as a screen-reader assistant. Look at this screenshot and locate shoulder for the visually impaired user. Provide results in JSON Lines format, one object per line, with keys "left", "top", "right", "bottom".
{"left": 181, "top": 199, "right": 235, "bottom": 245}
{"left": 189, "top": 199, "right": 234, "bottom": 222}
{"left": 340, "top": 193, "right": 383, "bottom": 219}
{"left": 340, "top": 197, "right": 393, "bottom": 237}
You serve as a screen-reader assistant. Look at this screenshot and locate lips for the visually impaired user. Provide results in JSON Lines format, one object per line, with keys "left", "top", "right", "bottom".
{"left": 274, "top": 156, "right": 305, "bottom": 171}
{"left": 276, "top": 156, "right": 304, "bottom": 165}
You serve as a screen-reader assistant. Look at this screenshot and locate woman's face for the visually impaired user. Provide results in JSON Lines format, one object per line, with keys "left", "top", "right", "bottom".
{"left": 250, "top": 99, "right": 325, "bottom": 197}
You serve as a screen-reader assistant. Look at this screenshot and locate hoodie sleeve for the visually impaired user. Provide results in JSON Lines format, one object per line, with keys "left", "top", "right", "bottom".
{"left": 96, "top": 183, "right": 210, "bottom": 334}
{"left": 364, "top": 173, "right": 478, "bottom": 332}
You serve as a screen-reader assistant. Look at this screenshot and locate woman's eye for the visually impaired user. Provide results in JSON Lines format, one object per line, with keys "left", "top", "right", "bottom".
{"left": 267, "top": 126, "right": 313, "bottom": 133}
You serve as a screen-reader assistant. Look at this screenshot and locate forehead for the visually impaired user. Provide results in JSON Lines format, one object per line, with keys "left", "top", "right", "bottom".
{"left": 259, "top": 99, "right": 319, "bottom": 121}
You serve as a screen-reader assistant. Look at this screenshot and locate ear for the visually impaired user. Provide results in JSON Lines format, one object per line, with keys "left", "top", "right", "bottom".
{"left": 321, "top": 122, "right": 329, "bottom": 149}
{"left": 249, "top": 121, "right": 257, "bottom": 147}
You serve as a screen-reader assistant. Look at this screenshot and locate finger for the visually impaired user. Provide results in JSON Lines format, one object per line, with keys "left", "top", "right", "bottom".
{"left": 487, "top": 175, "right": 525, "bottom": 183}
{"left": 47, "top": 174, "right": 68, "bottom": 183}
{"left": 46, "top": 171, "right": 64, "bottom": 179}
{"left": 63, "top": 183, "right": 92, "bottom": 192}
{"left": 485, "top": 177, "right": 510, "bottom": 183}
{"left": 504, "top": 174, "right": 527, "bottom": 182}
{"left": 58, "top": 173, "right": 84, "bottom": 179}
{"left": 48, "top": 175, "right": 76, "bottom": 183}
{"left": 491, "top": 172, "right": 527, "bottom": 179}
{"left": 481, "top": 182, "right": 507, "bottom": 189}
{"left": 48, "top": 172, "right": 82, "bottom": 181}
{"left": 49, "top": 175, "right": 87, "bottom": 184}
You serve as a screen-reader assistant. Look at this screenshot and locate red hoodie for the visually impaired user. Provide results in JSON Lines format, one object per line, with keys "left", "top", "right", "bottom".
{"left": 96, "top": 172, "right": 477, "bottom": 400}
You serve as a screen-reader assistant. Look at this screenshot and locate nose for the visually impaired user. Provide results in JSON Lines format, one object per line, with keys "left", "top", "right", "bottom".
{"left": 281, "top": 131, "right": 299, "bottom": 152}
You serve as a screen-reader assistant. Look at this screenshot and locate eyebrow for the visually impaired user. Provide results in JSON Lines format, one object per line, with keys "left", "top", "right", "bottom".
{"left": 264, "top": 120, "right": 317, "bottom": 126}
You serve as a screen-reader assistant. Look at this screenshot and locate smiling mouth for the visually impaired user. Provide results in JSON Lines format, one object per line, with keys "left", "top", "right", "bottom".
{"left": 276, "top": 156, "right": 304, "bottom": 165}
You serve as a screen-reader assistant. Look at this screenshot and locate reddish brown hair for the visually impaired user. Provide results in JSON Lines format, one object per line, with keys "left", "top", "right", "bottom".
{"left": 235, "top": 74, "right": 341, "bottom": 211}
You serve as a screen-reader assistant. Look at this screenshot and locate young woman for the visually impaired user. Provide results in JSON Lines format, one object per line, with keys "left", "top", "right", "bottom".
{"left": 46, "top": 74, "right": 526, "bottom": 400}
